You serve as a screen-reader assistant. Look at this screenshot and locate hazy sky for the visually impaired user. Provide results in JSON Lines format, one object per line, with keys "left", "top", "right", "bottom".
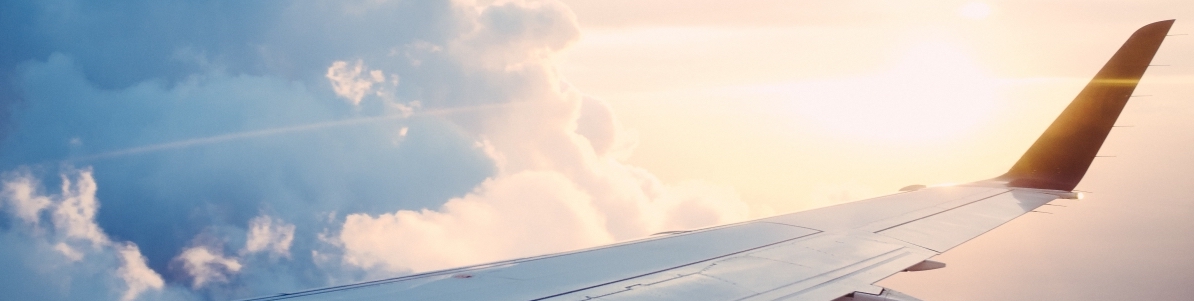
{"left": 557, "top": 1, "right": 1194, "bottom": 300}
{"left": 0, "top": 1, "right": 1190, "bottom": 300}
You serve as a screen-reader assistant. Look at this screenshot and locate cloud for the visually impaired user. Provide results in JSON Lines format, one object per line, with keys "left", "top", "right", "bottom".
{"left": 326, "top": 60, "right": 390, "bottom": 105}
{"left": 338, "top": 171, "right": 612, "bottom": 272}
{"left": 4, "top": 51, "right": 496, "bottom": 283}
{"left": 175, "top": 246, "right": 243, "bottom": 289}
{"left": 0, "top": 0, "right": 753, "bottom": 299}
{"left": 0, "top": 168, "right": 166, "bottom": 301}
{"left": 331, "top": 0, "right": 751, "bottom": 273}
{"left": 50, "top": 169, "right": 106, "bottom": 246}
{"left": 575, "top": 95, "right": 637, "bottom": 158}
{"left": 117, "top": 244, "right": 167, "bottom": 301}
{"left": 244, "top": 215, "right": 296, "bottom": 258}
{"left": 1, "top": 174, "right": 52, "bottom": 224}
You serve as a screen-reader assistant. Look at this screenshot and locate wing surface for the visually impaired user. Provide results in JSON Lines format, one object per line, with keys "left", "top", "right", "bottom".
{"left": 242, "top": 19, "right": 1174, "bottom": 301}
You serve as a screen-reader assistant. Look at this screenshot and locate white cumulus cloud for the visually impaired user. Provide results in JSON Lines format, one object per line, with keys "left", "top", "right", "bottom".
{"left": 339, "top": 171, "right": 613, "bottom": 272}
{"left": 0, "top": 168, "right": 166, "bottom": 301}
{"left": 331, "top": 0, "right": 753, "bottom": 275}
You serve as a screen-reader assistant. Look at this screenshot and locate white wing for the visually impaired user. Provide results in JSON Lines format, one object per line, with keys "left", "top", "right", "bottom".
{"left": 242, "top": 19, "right": 1175, "bottom": 301}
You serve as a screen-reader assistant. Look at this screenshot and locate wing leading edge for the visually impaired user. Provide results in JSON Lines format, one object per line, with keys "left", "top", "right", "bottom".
{"left": 242, "top": 20, "right": 1174, "bottom": 301}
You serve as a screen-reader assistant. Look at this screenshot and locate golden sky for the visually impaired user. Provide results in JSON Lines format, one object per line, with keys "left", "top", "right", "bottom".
{"left": 555, "top": 1, "right": 1194, "bottom": 299}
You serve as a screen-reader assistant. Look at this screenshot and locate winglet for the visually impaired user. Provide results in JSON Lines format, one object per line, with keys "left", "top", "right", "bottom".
{"left": 998, "top": 20, "right": 1174, "bottom": 191}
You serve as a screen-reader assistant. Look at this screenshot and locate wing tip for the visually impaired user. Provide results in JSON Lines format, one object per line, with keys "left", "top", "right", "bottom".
{"left": 996, "top": 20, "right": 1174, "bottom": 191}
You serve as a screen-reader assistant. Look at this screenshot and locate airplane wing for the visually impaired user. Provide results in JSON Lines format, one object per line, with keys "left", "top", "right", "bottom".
{"left": 242, "top": 20, "right": 1175, "bottom": 301}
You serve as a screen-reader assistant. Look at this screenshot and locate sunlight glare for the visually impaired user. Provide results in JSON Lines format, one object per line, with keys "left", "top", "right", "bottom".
{"left": 780, "top": 41, "right": 999, "bottom": 143}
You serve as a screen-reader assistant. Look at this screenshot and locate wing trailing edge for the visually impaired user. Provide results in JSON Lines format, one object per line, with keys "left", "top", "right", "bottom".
{"left": 997, "top": 19, "right": 1175, "bottom": 191}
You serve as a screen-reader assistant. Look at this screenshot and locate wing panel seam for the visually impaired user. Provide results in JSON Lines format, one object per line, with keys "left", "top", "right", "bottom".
{"left": 873, "top": 190, "right": 1011, "bottom": 233}
{"left": 734, "top": 248, "right": 911, "bottom": 301}
{"left": 529, "top": 230, "right": 824, "bottom": 301}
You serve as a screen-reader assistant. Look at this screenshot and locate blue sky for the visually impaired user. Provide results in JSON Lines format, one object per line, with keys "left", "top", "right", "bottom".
{"left": 0, "top": 1, "right": 752, "bottom": 300}
{"left": 0, "top": 1, "right": 495, "bottom": 299}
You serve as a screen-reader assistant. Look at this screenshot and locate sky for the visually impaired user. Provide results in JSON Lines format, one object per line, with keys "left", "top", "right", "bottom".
{"left": 0, "top": 0, "right": 1190, "bottom": 300}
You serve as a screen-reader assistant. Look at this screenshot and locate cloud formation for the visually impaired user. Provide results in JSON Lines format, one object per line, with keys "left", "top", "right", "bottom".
{"left": 244, "top": 215, "right": 296, "bottom": 258}
{"left": 0, "top": 168, "right": 166, "bottom": 301}
{"left": 339, "top": 171, "right": 612, "bottom": 272}
{"left": 176, "top": 246, "right": 242, "bottom": 289}
{"left": 327, "top": 0, "right": 750, "bottom": 273}
{"left": 0, "top": 0, "right": 752, "bottom": 299}
{"left": 326, "top": 60, "right": 392, "bottom": 105}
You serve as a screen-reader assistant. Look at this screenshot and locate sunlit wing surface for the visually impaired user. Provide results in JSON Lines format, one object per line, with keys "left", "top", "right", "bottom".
{"left": 242, "top": 20, "right": 1175, "bottom": 301}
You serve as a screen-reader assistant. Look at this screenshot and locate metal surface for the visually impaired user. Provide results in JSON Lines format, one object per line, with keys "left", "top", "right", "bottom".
{"left": 763, "top": 187, "right": 1008, "bottom": 232}
{"left": 247, "top": 222, "right": 818, "bottom": 300}
{"left": 877, "top": 190, "right": 1057, "bottom": 252}
{"left": 243, "top": 187, "right": 1059, "bottom": 301}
